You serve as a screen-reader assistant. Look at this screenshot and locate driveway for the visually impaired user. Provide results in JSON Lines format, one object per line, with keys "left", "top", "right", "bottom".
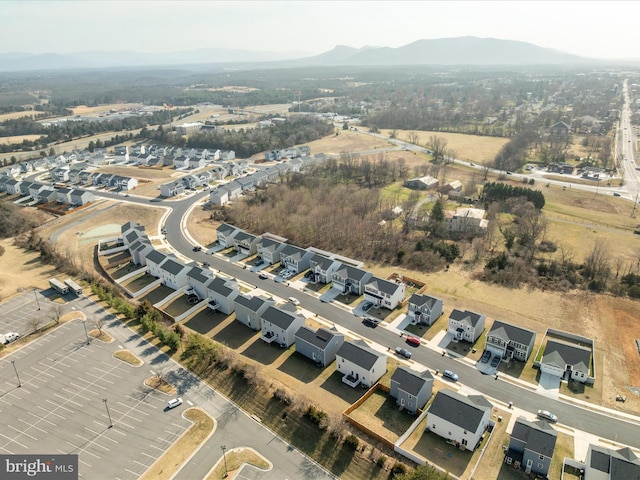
{"left": 537, "top": 372, "right": 561, "bottom": 398}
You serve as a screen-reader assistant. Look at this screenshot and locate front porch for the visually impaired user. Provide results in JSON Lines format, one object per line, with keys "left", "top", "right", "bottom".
{"left": 342, "top": 373, "right": 360, "bottom": 388}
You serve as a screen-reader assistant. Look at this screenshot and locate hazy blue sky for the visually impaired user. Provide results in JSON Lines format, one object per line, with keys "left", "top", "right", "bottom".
{"left": 2, "top": 1, "right": 639, "bottom": 59}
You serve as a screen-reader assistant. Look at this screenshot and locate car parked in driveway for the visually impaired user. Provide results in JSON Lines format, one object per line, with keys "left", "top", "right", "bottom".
{"left": 405, "top": 336, "right": 421, "bottom": 347}
{"left": 395, "top": 347, "right": 412, "bottom": 359}
{"left": 167, "top": 397, "right": 183, "bottom": 409}
{"left": 362, "top": 301, "right": 373, "bottom": 311}
{"left": 480, "top": 350, "right": 491, "bottom": 363}
{"left": 491, "top": 355, "right": 501, "bottom": 367}
{"left": 537, "top": 410, "right": 558, "bottom": 423}
{"left": 442, "top": 370, "right": 458, "bottom": 382}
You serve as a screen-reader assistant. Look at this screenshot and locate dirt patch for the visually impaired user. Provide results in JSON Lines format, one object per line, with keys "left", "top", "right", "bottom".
{"left": 300, "top": 129, "right": 393, "bottom": 157}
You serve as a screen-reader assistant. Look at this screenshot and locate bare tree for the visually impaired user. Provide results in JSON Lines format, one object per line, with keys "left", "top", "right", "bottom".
{"left": 49, "top": 305, "right": 64, "bottom": 325}
{"left": 29, "top": 316, "right": 42, "bottom": 334}
{"left": 584, "top": 239, "right": 611, "bottom": 286}
{"left": 94, "top": 315, "right": 106, "bottom": 336}
{"left": 407, "top": 131, "right": 420, "bottom": 145}
{"left": 428, "top": 135, "right": 448, "bottom": 161}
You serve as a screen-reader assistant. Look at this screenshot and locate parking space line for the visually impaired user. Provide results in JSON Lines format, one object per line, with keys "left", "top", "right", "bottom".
{"left": 75, "top": 434, "right": 110, "bottom": 452}
{"left": 0, "top": 432, "right": 28, "bottom": 449}
{"left": 53, "top": 393, "right": 83, "bottom": 408}
{"left": 79, "top": 459, "right": 92, "bottom": 469}
{"left": 132, "top": 460, "right": 149, "bottom": 469}
{"left": 62, "top": 388, "right": 92, "bottom": 402}
{"left": 0, "top": 446, "right": 14, "bottom": 455}
{"left": 8, "top": 425, "right": 37, "bottom": 441}
{"left": 139, "top": 452, "right": 155, "bottom": 460}
{"left": 125, "top": 468, "right": 141, "bottom": 477}
{"left": 84, "top": 427, "right": 118, "bottom": 444}
{"left": 18, "top": 419, "right": 47, "bottom": 434}
{"left": 66, "top": 441, "right": 100, "bottom": 459}
{"left": 39, "top": 361, "right": 63, "bottom": 373}
{"left": 44, "top": 399, "right": 72, "bottom": 415}
{"left": 148, "top": 444, "right": 164, "bottom": 452}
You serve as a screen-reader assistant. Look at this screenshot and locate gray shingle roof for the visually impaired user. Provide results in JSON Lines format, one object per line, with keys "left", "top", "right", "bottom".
{"left": 366, "top": 276, "right": 403, "bottom": 295}
{"left": 334, "top": 264, "right": 370, "bottom": 282}
{"left": 280, "top": 244, "right": 308, "bottom": 260}
{"left": 295, "top": 326, "right": 342, "bottom": 349}
{"left": 257, "top": 237, "right": 284, "bottom": 253}
{"left": 428, "top": 389, "right": 491, "bottom": 432}
{"left": 449, "top": 309, "right": 484, "bottom": 327}
{"left": 235, "top": 294, "right": 272, "bottom": 312}
{"left": 206, "top": 276, "right": 236, "bottom": 297}
{"left": 511, "top": 417, "right": 557, "bottom": 457}
{"left": 162, "top": 258, "right": 186, "bottom": 276}
{"left": 310, "top": 254, "right": 335, "bottom": 270}
{"left": 336, "top": 340, "right": 384, "bottom": 370}
{"left": 542, "top": 339, "right": 591, "bottom": 371}
{"left": 262, "top": 305, "right": 300, "bottom": 330}
{"left": 187, "top": 266, "right": 211, "bottom": 284}
{"left": 488, "top": 320, "right": 536, "bottom": 346}
{"left": 234, "top": 231, "right": 256, "bottom": 243}
{"left": 146, "top": 249, "right": 169, "bottom": 265}
{"left": 409, "top": 293, "right": 441, "bottom": 309}
{"left": 217, "top": 223, "right": 238, "bottom": 236}
{"left": 391, "top": 366, "right": 433, "bottom": 396}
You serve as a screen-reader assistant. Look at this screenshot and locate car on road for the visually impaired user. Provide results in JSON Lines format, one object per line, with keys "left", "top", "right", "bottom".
{"left": 288, "top": 297, "right": 300, "bottom": 306}
{"left": 506, "top": 171, "right": 513, "bottom": 175}
{"left": 202, "top": 261, "right": 210, "bottom": 268}
{"left": 395, "top": 347, "right": 412, "bottom": 359}
{"left": 470, "top": 162, "right": 476, "bottom": 166}
{"left": 613, "top": 192, "right": 621, "bottom": 197}
{"left": 258, "top": 273, "right": 269, "bottom": 280}
{"left": 491, "top": 355, "right": 501, "bottom": 368}
{"left": 362, "top": 317, "right": 379, "bottom": 328}
{"left": 442, "top": 370, "right": 459, "bottom": 382}
{"left": 405, "top": 336, "right": 421, "bottom": 347}
{"left": 1, "top": 332, "right": 20, "bottom": 344}
{"left": 362, "top": 301, "right": 373, "bottom": 311}
{"left": 537, "top": 410, "right": 558, "bottom": 423}
{"left": 480, "top": 350, "right": 491, "bottom": 363}
{"left": 167, "top": 397, "right": 183, "bottom": 409}
{"left": 192, "top": 246, "right": 202, "bottom": 252}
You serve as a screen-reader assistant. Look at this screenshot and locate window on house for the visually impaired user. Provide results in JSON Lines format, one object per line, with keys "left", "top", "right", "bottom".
{"left": 539, "top": 455, "right": 544, "bottom": 460}
{"left": 537, "top": 463, "right": 544, "bottom": 469}
{"left": 461, "top": 439, "right": 468, "bottom": 446}
{"left": 432, "top": 424, "right": 436, "bottom": 429}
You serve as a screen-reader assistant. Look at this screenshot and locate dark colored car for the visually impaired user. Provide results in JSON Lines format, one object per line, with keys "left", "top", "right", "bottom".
{"left": 192, "top": 246, "right": 202, "bottom": 252}
{"left": 405, "top": 336, "right": 421, "bottom": 347}
{"left": 491, "top": 355, "right": 501, "bottom": 368}
{"left": 480, "top": 350, "right": 491, "bottom": 363}
{"left": 202, "top": 261, "right": 210, "bottom": 268}
{"left": 362, "top": 301, "right": 373, "bottom": 311}
{"left": 362, "top": 318, "right": 379, "bottom": 328}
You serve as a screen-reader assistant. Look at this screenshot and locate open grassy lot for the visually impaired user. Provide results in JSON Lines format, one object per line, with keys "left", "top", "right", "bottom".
{"left": 380, "top": 128, "right": 510, "bottom": 164}
{"left": 0, "top": 134, "right": 44, "bottom": 145}
{"left": 71, "top": 103, "right": 144, "bottom": 116}
{"left": 0, "top": 110, "right": 39, "bottom": 122}
{"left": 302, "top": 128, "right": 393, "bottom": 157}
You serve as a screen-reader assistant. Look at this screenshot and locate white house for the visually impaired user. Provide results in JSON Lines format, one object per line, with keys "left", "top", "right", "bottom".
{"left": 279, "top": 244, "right": 313, "bottom": 274}
{"left": 145, "top": 250, "right": 173, "bottom": 279}
{"left": 445, "top": 207, "right": 488, "bottom": 234}
{"left": 540, "top": 339, "right": 591, "bottom": 383}
{"left": 363, "top": 276, "right": 405, "bottom": 310}
{"left": 205, "top": 276, "right": 240, "bottom": 315}
{"left": 157, "top": 258, "right": 191, "bottom": 290}
{"left": 216, "top": 224, "right": 242, "bottom": 248}
{"left": 186, "top": 266, "right": 214, "bottom": 299}
{"left": 426, "top": 389, "right": 492, "bottom": 451}
{"left": 308, "top": 254, "right": 341, "bottom": 284}
{"left": 336, "top": 339, "right": 387, "bottom": 388}
{"left": 256, "top": 236, "right": 287, "bottom": 265}
{"left": 447, "top": 309, "right": 486, "bottom": 343}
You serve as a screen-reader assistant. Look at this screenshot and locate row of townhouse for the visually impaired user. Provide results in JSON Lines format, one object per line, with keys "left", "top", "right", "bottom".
{"left": 208, "top": 154, "right": 324, "bottom": 206}
{"left": 49, "top": 166, "right": 139, "bottom": 190}
{"left": 0, "top": 177, "right": 94, "bottom": 205}
{"left": 217, "top": 223, "right": 406, "bottom": 310}
{"left": 159, "top": 161, "right": 251, "bottom": 198}
{"left": 263, "top": 145, "right": 311, "bottom": 162}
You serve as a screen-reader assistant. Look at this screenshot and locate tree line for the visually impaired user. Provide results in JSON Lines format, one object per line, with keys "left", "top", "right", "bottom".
{"left": 481, "top": 182, "right": 545, "bottom": 209}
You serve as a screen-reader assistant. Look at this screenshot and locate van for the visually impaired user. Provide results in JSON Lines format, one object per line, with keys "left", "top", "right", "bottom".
{"left": 2, "top": 332, "right": 20, "bottom": 344}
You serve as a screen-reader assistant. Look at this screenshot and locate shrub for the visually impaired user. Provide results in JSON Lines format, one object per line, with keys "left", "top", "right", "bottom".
{"left": 390, "top": 462, "right": 408, "bottom": 478}
{"left": 344, "top": 434, "right": 359, "bottom": 450}
{"left": 304, "top": 405, "right": 328, "bottom": 427}
{"left": 273, "top": 388, "right": 292, "bottom": 405}
{"left": 376, "top": 455, "right": 387, "bottom": 468}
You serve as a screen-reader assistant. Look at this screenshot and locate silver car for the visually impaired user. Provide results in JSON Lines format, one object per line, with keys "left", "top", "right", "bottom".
{"left": 537, "top": 410, "right": 558, "bottom": 423}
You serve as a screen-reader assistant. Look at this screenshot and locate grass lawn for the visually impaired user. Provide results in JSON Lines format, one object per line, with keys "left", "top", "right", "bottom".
{"left": 183, "top": 309, "right": 230, "bottom": 337}
{"left": 550, "top": 432, "right": 575, "bottom": 480}
{"left": 144, "top": 375, "right": 177, "bottom": 395}
{"left": 162, "top": 294, "right": 198, "bottom": 317}
{"left": 140, "top": 408, "right": 214, "bottom": 480}
{"left": 89, "top": 329, "right": 114, "bottom": 343}
{"left": 465, "top": 409, "right": 512, "bottom": 480}
{"left": 122, "top": 273, "right": 158, "bottom": 292}
{"left": 108, "top": 261, "right": 141, "bottom": 280}
{"left": 348, "top": 391, "right": 417, "bottom": 442}
{"left": 113, "top": 349, "right": 143, "bottom": 366}
{"left": 137, "top": 284, "right": 174, "bottom": 305}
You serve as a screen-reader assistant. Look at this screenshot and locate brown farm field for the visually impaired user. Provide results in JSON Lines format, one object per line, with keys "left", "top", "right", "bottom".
{"left": 0, "top": 134, "right": 44, "bottom": 145}
{"left": 71, "top": 103, "right": 144, "bottom": 116}
{"left": 379, "top": 128, "right": 510, "bottom": 164}
{"left": 0, "top": 110, "right": 40, "bottom": 122}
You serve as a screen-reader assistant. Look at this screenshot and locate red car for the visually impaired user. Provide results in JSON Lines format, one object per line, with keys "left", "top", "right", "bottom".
{"left": 405, "top": 336, "right": 421, "bottom": 347}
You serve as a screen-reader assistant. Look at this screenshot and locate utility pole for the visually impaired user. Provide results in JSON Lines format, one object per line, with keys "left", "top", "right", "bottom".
{"left": 11, "top": 361, "right": 21, "bottom": 388}
{"left": 103, "top": 399, "right": 113, "bottom": 428}
{"left": 82, "top": 320, "right": 90, "bottom": 345}
{"left": 221, "top": 445, "right": 228, "bottom": 478}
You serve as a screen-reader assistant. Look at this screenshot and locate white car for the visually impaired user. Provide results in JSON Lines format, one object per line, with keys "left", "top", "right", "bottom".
{"left": 288, "top": 297, "right": 300, "bottom": 306}
{"left": 537, "top": 409, "right": 558, "bottom": 423}
{"left": 1, "top": 332, "right": 20, "bottom": 344}
{"left": 167, "top": 397, "right": 183, "bottom": 409}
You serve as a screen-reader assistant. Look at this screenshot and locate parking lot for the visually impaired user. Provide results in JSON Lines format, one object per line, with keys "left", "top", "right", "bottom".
{"left": 0, "top": 293, "right": 191, "bottom": 480}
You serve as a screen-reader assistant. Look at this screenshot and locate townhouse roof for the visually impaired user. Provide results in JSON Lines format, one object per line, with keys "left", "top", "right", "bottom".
{"left": 206, "top": 276, "right": 237, "bottom": 297}
{"left": 542, "top": 339, "right": 591, "bottom": 372}
{"left": 488, "top": 320, "right": 536, "bottom": 346}
{"left": 295, "top": 326, "right": 342, "bottom": 349}
{"left": 511, "top": 417, "right": 557, "bottom": 457}
{"left": 261, "top": 305, "right": 301, "bottom": 330}
{"left": 234, "top": 294, "right": 272, "bottom": 313}
{"left": 391, "top": 366, "right": 433, "bottom": 397}
{"left": 428, "top": 389, "right": 492, "bottom": 432}
{"left": 366, "top": 276, "right": 403, "bottom": 295}
{"left": 146, "top": 249, "right": 169, "bottom": 266}
{"left": 187, "top": 266, "right": 211, "bottom": 284}
{"left": 449, "top": 309, "right": 484, "bottom": 327}
{"left": 333, "top": 264, "right": 370, "bottom": 282}
{"left": 280, "top": 244, "right": 309, "bottom": 260}
{"left": 216, "top": 223, "right": 239, "bottom": 236}
{"left": 409, "top": 293, "right": 441, "bottom": 309}
{"left": 257, "top": 237, "right": 285, "bottom": 253}
{"left": 234, "top": 231, "right": 257, "bottom": 244}
{"left": 161, "top": 258, "right": 187, "bottom": 276}
{"left": 336, "top": 340, "right": 384, "bottom": 370}
{"left": 310, "top": 253, "right": 336, "bottom": 271}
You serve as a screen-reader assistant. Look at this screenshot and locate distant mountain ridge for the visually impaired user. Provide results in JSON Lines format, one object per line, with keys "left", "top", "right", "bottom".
{"left": 0, "top": 37, "right": 626, "bottom": 72}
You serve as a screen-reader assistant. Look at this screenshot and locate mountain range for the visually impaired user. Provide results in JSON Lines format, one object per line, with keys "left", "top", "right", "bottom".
{"left": 0, "top": 36, "right": 623, "bottom": 73}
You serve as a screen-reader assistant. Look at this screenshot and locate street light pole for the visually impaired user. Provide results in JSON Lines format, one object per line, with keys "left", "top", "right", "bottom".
{"left": 103, "top": 398, "right": 113, "bottom": 428}
{"left": 82, "top": 320, "right": 90, "bottom": 345}
{"left": 11, "top": 361, "right": 21, "bottom": 388}
{"left": 33, "top": 288, "right": 40, "bottom": 310}
{"left": 221, "top": 445, "right": 228, "bottom": 478}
